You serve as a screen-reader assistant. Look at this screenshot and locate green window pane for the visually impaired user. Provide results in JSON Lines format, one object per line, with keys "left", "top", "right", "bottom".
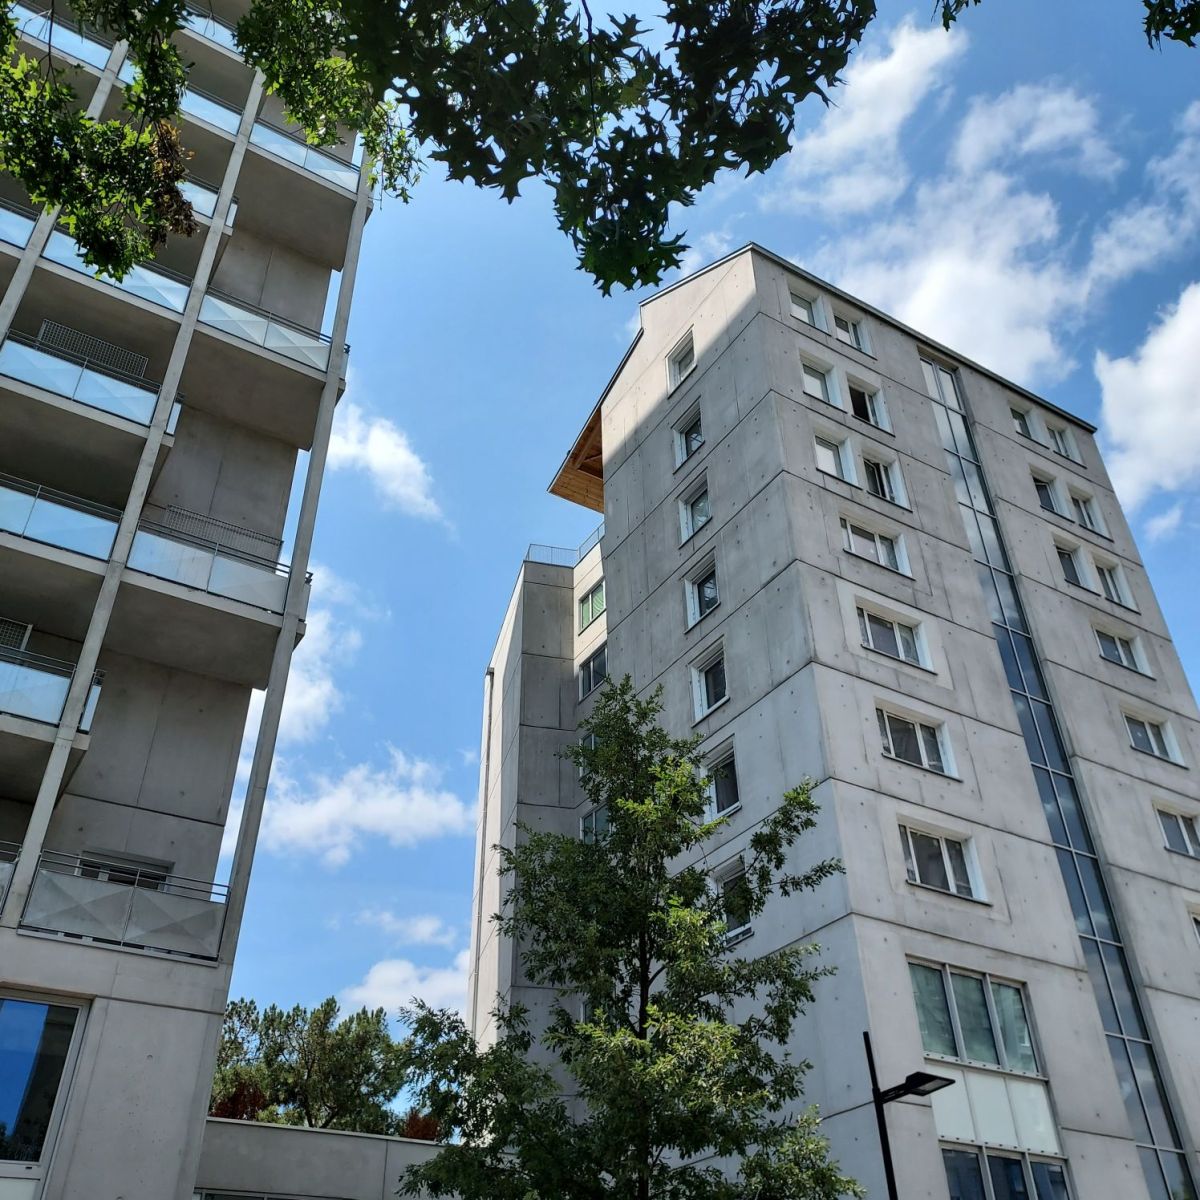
{"left": 909, "top": 963, "right": 956, "bottom": 1056}
{"left": 951, "top": 972, "right": 999, "bottom": 1064}
{"left": 991, "top": 982, "right": 1037, "bottom": 1072}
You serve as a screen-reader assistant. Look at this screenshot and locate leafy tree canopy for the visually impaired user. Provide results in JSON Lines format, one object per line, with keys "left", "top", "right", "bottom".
{"left": 209, "top": 996, "right": 410, "bottom": 1134}
{"left": 399, "top": 678, "right": 861, "bottom": 1200}
{"left": 4, "top": 0, "right": 1193, "bottom": 292}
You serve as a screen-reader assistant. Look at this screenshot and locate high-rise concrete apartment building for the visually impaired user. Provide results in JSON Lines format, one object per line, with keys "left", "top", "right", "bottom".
{"left": 0, "top": 5, "right": 369, "bottom": 1197}
{"left": 471, "top": 246, "right": 1200, "bottom": 1200}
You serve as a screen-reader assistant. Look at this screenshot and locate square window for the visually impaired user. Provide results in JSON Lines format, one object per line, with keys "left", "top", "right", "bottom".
{"left": 579, "top": 580, "right": 606, "bottom": 630}
{"left": 1033, "top": 476, "right": 1059, "bottom": 514}
{"left": 1157, "top": 809, "right": 1200, "bottom": 857}
{"left": 849, "top": 385, "right": 885, "bottom": 427}
{"left": 1096, "top": 629, "right": 1139, "bottom": 670}
{"left": 841, "top": 518, "right": 903, "bottom": 572}
{"left": 802, "top": 362, "right": 832, "bottom": 404}
{"left": 675, "top": 411, "right": 705, "bottom": 465}
{"left": 580, "top": 804, "right": 609, "bottom": 841}
{"left": 668, "top": 333, "right": 696, "bottom": 388}
{"left": 814, "top": 436, "right": 848, "bottom": 480}
{"left": 858, "top": 606, "right": 923, "bottom": 665}
{"left": 834, "top": 314, "right": 865, "bottom": 350}
{"left": 679, "top": 484, "right": 712, "bottom": 542}
{"left": 790, "top": 293, "right": 817, "bottom": 325}
{"left": 1125, "top": 715, "right": 1172, "bottom": 760}
{"left": 1056, "top": 545, "right": 1083, "bottom": 588}
{"left": 1012, "top": 408, "right": 1032, "bottom": 438}
{"left": 709, "top": 753, "right": 740, "bottom": 816}
{"left": 864, "top": 457, "right": 901, "bottom": 504}
{"left": 579, "top": 643, "right": 608, "bottom": 699}
{"left": 686, "top": 562, "right": 720, "bottom": 626}
{"left": 692, "top": 648, "right": 728, "bottom": 718}
{"left": 901, "top": 825, "right": 977, "bottom": 898}
{"left": 878, "top": 708, "right": 949, "bottom": 773}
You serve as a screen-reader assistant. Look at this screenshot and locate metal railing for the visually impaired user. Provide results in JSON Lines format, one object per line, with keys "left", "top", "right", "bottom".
{"left": 22, "top": 849, "right": 228, "bottom": 960}
{"left": 198, "top": 287, "right": 337, "bottom": 371}
{"left": 526, "top": 522, "right": 606, "bottom": 567}
{"left": 12, "top": 1, "right": 113, "bottom": 69}
{"left": 250, "top": 119, "right": 360, "bottom": 191}
{"left": 42, "top": 230, "right": 193, "bottom": 312}
{"left": 0, "top": 331, "right": 183, "bottom": 428}
{"left": 182, "top": 5, "right": 239, "bottom": 52}
{"left": 0, "top": 195, "right": 38, "bottom": 249}
{"left": 0, "top": 644, "right": 103, "bottom": 731}
{"left": 0, "top": 470, "right": 121, "bottom": 561}
{"left": 129, "top": 516, "right": 293, "bottom": 611}
{"left": 0, "top": 841, "right": 19, "bottom": 909}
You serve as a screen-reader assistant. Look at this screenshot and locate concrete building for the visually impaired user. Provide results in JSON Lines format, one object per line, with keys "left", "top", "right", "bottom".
{"left": 0, "top": 5, "right": 387, "bottom": 1198}
{"left": 470, "top": 245, "right": 1200, "bottom": 1200}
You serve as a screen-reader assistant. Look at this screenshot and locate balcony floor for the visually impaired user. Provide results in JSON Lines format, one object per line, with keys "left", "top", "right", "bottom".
{"left": 0, "top": 716, "right": 88, "bottom": 802}
{"left": 0, "top": 537, "right": 105, "bottom": 641}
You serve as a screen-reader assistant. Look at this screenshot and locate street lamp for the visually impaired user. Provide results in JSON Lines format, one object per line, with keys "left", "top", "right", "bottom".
{"left": 863, "top": 1030, "right": 955, "bottom": 1200}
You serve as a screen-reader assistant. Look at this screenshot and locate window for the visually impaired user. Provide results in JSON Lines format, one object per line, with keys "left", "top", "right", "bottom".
{"left": 858, "top": 606, "right": 923, "bottom": 665}
{"left": 79, "top": 854, "right": 166, "bottom": 891}
{"left": 1056, "top": 545, "right": 1083, "bottom": 588}
{"left": 679, "top": 482, "right": 712, "bottom": 542}
{"left": 0, "top": 995, "right": 81, "bottom": 1163}
{"left": 668, "top": 332, "right": 695, "bottom": 388}
{"left": 685, "top": 561, "right": 719, "bottom": 627}
{"left": 790, "top": 293, "right": 818, "bottom": 325}
{"left": 578, "top": 644, "right": 608, "bottom": 698}
{"left": 814, "top": 435, "right": 850, "bottom": 481}
{"left": 691, "top": 646, "right": 728, "bottom": 718}
{"left": 1094, "top": 561, "right": 1128, "bottom": 606}
{"left": 942, "top": 1148, "right": 1070, "bottom": 1200}
{"left": 834, "top": 313, "right": 866, "bottom": 350}
{"left": 675, "top": 411, "right": 704, "bottom": 465}
{"left": 1047, "top": 423, "right": 1077, "bottom": 460}
{"left": 863, "top": 457, "right": 902, "bottom": 504}
{"left": 1193, "top": 913, "right": 1200, "bottom": 948}
{"left": 1095, "top": 629, "right": 1140, "bottom": 671}
{"left": 1012, "top": 407, "right": 1032, "bottom": 438}
{"left": 1157, "top": 809, "right": 1200, "bottom": 857}
{"left": 878, "top": 708, "right": 949, "bottom": 774}
{"left": 849, "top": 384, "right": 886, "bottom": 428}
{"left": 901, "top": 825, "right": 978, "bottom": 898}
{"left": 802, "top": 361, "right": 833, "bottom": 404}
{"left": 580, "top": 804, "right": 609, "bottom": 841}
{"left": 579, "top": 580, "right": 606, "bottom": 630}
{"left": 719, "top": 861, "right": 752, "bottom": 937}
{"left": 577, "top": 731, "right": 599, "bottom": 779}
{"left": 1125, "top": 714, "right": 1174, "bottom": 761}
{"left": 1070, "top": 493, "right": 1101, "bottom": 533}
{"left": 708, "top": 752, "right": 741, "bottom": 816}
{"left": 909, "top": 961, "right": 1038, "bottom": 1072}
{"left": 841, "top": 518, "right": 904, "bottom": 572}
{"left": 1033, "top": 475, "right": 1060, "bottom": 514}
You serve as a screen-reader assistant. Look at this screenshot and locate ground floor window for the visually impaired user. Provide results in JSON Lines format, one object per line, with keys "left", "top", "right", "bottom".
{"left": 943, "top": 1146, "right": 1069, "bottom": 1200}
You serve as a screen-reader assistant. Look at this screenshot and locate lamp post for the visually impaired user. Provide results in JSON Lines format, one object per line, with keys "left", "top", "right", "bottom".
{"left": 863, "top": 1030, "right": 955, "bottom": 1200}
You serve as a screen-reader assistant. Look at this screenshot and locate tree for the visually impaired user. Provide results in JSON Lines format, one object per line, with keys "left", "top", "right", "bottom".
{"left": 5, "top": 2, "right": 1191, "bottom": 294}
{"left": 209, "top": 996, "right": 408, "bottom": 1134}
{"left": 399, "top": 677, "right": 861, "bottom": 1200}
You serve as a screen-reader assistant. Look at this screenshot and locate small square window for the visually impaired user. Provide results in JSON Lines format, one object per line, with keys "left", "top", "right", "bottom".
{"left": 834, "top": 314, "right": 866, "bottom": 350}
{"left": 685, "top": 561, "right": 720, "bottom": 627}
{"left": 1033, "top": 476, "right": 1059, "bottom": 514}
{"left": 1125, "top": 715, "right": 1173, "bottom": 761}
{"left": 1095, "top": 561, "right": 1129, "bottom": 606}
{"left": 1047, "top": 424, "right": 1077, "bottom": 460}
{"left": 1012, "top": 408, "right": 1032, "bottom": 438}
{"left": 578, "top": 644, "right": 608, "bottom": 699}
{"left": 1071, "top": 493, "right": 1102, "bottom": 533}
{"left": 679, "top": 483, "right": 712, "bottom": 542}
{"left": 668, "top": 333, "right": 696, "bottom": 388}
{"left": 1096, "top": 629, "right": 1139, "bottom": 671}
{"left": 720, "top": 862, "right": 752, "bottom": 936}
{"left": 814, "top": 436, "right": 848, "bottom": 480}
{"left": 850, "top": 385, "right": 886, "bottom": 428}
{"left": 802, "top": 362, "right": 833, "bottom": 404}
{"left": 790, "top": 293, "right": 818, "bottom": 325}
{"left": 1056, "top": 545, "right": 1083, "bottom": 588}
{"left": 692, "top": 647, "right": 728, "bottom": 718}
{"left": 709, "top": 753, "right": 740, "bottom": 816}
{"left": 858, "top": 606, "right": 923, "bottom": 665}
{"left": 579, "top": 580, "right": 606, "bottom": 630}
{"left": 864, "top": 457, "right": 901, "bottom": 504}
{"left": 900, "top": 825, "right": 977, "bottom": 898}
{"left": 1157, "top": 809, "right": 1200, "bottom": 857}
{"left": 878, "top": 708, "right": 949, "bottom": 774}
{"left": 841, "top": 518, "right": 904, "bottom": 572}
{"left": 675, "top": 411, "right": 704, "bottom": 465}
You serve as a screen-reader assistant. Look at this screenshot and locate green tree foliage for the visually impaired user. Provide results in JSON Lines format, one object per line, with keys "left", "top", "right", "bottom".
{"left": 399, "top": 678, "right": 862, "bottom": 1200}
{"left": 1, "top": 1, "right": 1192, "bottom": 289}
{"left": 208, "top": 996, "right": 408, "bottom": 1134}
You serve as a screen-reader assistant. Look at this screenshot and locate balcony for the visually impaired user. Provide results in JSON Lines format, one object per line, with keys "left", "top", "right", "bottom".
{"left": 182, "top": 5, "right": 240, "bottom": 55}
{"left": 12, "top": 1, "right": 113, "bottom": 71}
{"left": 0, "top": 472, "right": 120, "bottom": 561}
{"left": 0, "top": 197, "right": 38, "bottom": 251}
{"left": 181, "top": 176, "right": 238, "bottom": 227}
{"left": 249, "top": 121, "right": 359, "bottom": 192}
{"left": 42, "top": 230, "right": 192, "bottom": 313}
{"left": 198, "top": 289, "right": 334, "bottom": 371}
{"left": 0, "top": 842, "right": 16, "bottom": 908}
{"left": 21, "top": 850, "right": 228, "bottom": 960}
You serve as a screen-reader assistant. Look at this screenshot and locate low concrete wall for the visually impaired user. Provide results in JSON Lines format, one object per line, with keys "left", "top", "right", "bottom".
{"left": 196, "top": 1118, "right": 441, "bottom": 1199}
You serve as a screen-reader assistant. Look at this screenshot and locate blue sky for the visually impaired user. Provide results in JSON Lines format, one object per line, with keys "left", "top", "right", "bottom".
{"left": 225, "top": 0, "right": 1200, "bottom": 1016}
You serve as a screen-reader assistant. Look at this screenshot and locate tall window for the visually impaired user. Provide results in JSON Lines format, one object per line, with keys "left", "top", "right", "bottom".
{"left": 719, "top": 861, "right": 752, "bottom": 936}
{"left": 668, "top": 332, "right": 695, "bottom": 388}
{"left": 1125, "top": 715, "right": 1174, "bottom": 761}
{"left": 858, "top": 606, "right": 923, "bottom": 665}
{"left": 802, "top": 362, "right": 833, "bottom": 404}
{"left": 580, "top": 804, "right": 609, "bottom": 842}
{"left": 1011, "top": 407, "right": 1032, "bottom": 438}
{"left": 841, "top": 519, "right": 903, "bottom": 572}
{"left": 579, "top": 580, "right": 606, "bottom": 630}
{"left": 692, "top": 647, "right": 728, "bottom": 718}
{"left": 1094, "top": 561, "right": 1129, "bottom": 606}
{"left": 814, "top": 436, "right": 849, "bottom": 480}
{"left": 878, "top": 708, "right": 949, "bottom": 774}
{"left": 901, "top": 825, "right": 978, "bottom": 898}
{"left": 708, "top": 752, "right": 741, "bottom": 816}
{"left": 1056, "top": 545, "right": 1083, "bottom": 588}
{"left": 863, "top": 457, "right": 902, "bottom": 504}
{"left": 1047, "top": 424, "right": 1076, "bottom": 460}
{"left": 1033, "top": 475, "right": 1060, "bottom": 514}
{"left": 1071, "top": 493, "right": 1100, "bottom": 532}
{"left": 850, "top": 384, "right": 886, "bottom": 428}
{"left": 685, "top": 561, "right": 719, "bottom": 627}
{"left": 1158, "top": 809, "right": 1200, "bottom": 858}
{"left": 578, "top": 644, "right": 608, "bottom": 699}
{"left": 834, "top": 313, "right": 865, "bottom": 350}
{"left": 679, "top": 483, "right": 712, "bottom": 541}
{"left": 675, "top": 411, "right": 705, "bottom": 465}
{"left": 0, "top": 996, "right": 80, "bottom": 1164}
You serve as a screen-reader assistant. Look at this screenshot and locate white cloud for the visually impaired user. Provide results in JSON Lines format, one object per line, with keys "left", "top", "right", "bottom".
{"left": 261, "top": 748, "right": 472, "bottom": 867}
{"left": 953, "top": 84, "right": 1123, "bottom": 179}
{"left": 342, "top": 949, "right": 470, "bottom": 1014}
{"left": 357, "top": 910, "right": 457, "bottom": 947}
{"left": 328, "top": 401, "right": 444, "bottom": 522}
{"left": 1144, "top": 503, "right": 1185, "bottom": 543}
{"left": 1096, "top": 281, "right": 1200, "bottom": 510}
{"left": 763, "top": 18, "right": 966, "bottom": 215}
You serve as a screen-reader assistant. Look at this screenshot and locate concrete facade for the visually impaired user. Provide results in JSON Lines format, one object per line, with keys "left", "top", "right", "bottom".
{"left": 0, "top": 6, "right": 369, "bottom": 1199}
{"left": 470, "top": 246, "right": 1200, "bottom": 1200}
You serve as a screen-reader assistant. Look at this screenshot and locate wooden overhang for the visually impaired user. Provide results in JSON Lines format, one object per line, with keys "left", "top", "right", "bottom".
{"left": 548, "top": 404, "right": 604, "bottom": 512}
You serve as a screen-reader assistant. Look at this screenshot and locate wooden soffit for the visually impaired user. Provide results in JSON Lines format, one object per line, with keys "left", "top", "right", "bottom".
{"left": 549, "top": 406, "right": 604, "bottom": 512}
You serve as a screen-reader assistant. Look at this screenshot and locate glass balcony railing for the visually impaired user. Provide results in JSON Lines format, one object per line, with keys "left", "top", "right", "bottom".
{"left": 0, "top": 842, "right": 17, "bottom": 908}
{"left": 250, "top": 120, "right": 359, "bottom": 191}
{"left": 182, "top": 6, "right": 239, "bottom": 53}
{"left": 0, "top": 646, "right": 102, "bottom": 731}
{"left": 198, "top": 289, "right": 333, "bottom": 371}
{"left": 0, "top": 333, "right": 182, "bottom": 427}
{"left": 118, "top": 62, "right": 243, "bottom": 135}
{"left": 129, "top": 520, "right": 291, "bottom": 611}
{"left": 12, "top": 1, "right": 113, "bottom": 70}
{"left": 42, "top": 230, "right": 192, "bottom": 312}
{"left": 22, "top": 850, "right": 228, "bottom": 959}
{"left": 179, "top": 177, "right": 237, "bottom": 225}
{"left": 0, "top": 197, "right": 37, "bottom": 249}
{"left": 0, "top": 472, "right": 120, "bottom": 560}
